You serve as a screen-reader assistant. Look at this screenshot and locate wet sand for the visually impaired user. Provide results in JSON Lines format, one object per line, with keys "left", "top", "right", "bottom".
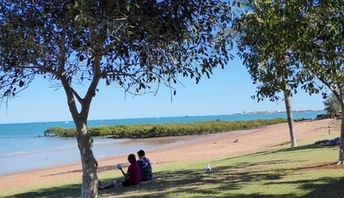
{"left": 0, "top": 118, "right": 337, "bottom": 192}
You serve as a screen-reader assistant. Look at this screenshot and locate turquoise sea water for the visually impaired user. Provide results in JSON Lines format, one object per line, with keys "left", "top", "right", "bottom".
{"left": 0, "top": 111, "right": 324, "bottom": 175}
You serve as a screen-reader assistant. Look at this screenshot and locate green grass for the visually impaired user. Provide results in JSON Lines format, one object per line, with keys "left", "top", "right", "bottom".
{"left": 3, "top": 142, "right": 344, "bottom": 198}
{"left": 44, "top": 118, "right": 287, "bottom": 138}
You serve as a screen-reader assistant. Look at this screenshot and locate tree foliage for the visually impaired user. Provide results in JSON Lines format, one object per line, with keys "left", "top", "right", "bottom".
{"left": 234, "top": 0, "right": 318, "bottom": 102}
{"left": 296, "top": 1, "right": 344, "bottom": 104}
{"left": 0, "top": 0, "right": 233, "bottom": 101}
{"left": 233, "top": 0, "right": 314, "bottom": 147}
{"left": 0, "top": 0, "right": 234, "bottom": 196}
{"left": 295, "top": 1, "right": 344, "bottom": 164}
{"left": 235, "top": 0, "right": 344, "bottom": 163}
{"left": 324, "top": 94, "right": 340, "bottom": 116}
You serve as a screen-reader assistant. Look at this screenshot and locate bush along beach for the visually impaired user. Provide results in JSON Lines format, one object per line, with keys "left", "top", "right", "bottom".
{"left": 44, "top": 118, "right": 287, "bottom": 138}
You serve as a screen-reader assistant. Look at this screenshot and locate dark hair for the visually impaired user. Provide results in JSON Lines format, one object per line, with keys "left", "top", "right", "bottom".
{"left": 137, "top": 150, "right": 145, "bottom": 157}
{"left": 127, "top": 154, "right": 136, "bottom": 163}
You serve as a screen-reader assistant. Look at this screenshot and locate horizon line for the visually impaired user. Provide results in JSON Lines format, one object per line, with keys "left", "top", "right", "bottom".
{"left": 0, "top": 109, "right": 325, "bottom": 125}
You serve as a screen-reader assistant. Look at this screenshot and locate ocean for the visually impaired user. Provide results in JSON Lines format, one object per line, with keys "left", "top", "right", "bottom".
{"left": 0, "top": 111, "right": 324, "bottom": 175}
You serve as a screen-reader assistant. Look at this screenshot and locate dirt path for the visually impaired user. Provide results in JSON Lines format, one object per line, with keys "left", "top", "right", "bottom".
{"left": 0, "top": 119, "right": 336, "bottom": 191}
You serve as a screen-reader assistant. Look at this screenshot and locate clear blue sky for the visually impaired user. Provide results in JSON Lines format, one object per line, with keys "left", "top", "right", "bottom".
{"left": 0, "top": 56, "right": 325, "bottom": 124}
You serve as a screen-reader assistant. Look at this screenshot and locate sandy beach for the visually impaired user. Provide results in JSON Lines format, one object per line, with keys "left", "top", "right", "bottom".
{"left": 0, "top": 118, "right": 337, "bottom": 192}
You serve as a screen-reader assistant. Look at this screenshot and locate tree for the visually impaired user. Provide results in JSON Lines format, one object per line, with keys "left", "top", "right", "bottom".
{"left": 295, "top": 1, "right": 344, "bottom": 164}
{"left": 235, "top": 0, "right": 344, "bottom": 164}
{"left": 234, "top": 0, "right": 311, "bottom": 148}
{"left": 0, "top": 1, "right": 233, "bottom": 197}
{"left": 324, "top": 94, "right": 340, "bottom": 117}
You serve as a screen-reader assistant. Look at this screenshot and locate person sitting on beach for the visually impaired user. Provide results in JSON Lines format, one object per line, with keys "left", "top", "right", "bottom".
{"left": 118, "top": 153, "right": 141, "bottom": 186}
{"left": 136, "top": 150, "right": 153, "bottom": 181}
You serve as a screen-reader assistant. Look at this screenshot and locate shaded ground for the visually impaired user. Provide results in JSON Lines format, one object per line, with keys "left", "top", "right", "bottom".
{"left": 0, "top": 118, "right": 340, "bottom": 196}
{"left": 5, "top": 144, "right": 344, "bottom": 198}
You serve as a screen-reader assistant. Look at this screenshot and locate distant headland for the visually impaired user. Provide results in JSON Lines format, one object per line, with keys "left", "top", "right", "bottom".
{"left": 231, "top": 109, "right": 323, "bottom": 116}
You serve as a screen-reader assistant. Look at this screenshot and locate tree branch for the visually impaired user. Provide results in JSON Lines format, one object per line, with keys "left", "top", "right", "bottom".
{"left": 71, "top": 87, "right": 84, "bottom": 105}
{"left": 56, "top": 23, "right": 80, "bottom": 121}
{"left": 81, "top": 54, "right": 101, "bottom": 119}
{"left": 59, "top": 74, "right": 80, "bottom": 121}
{"left": 58, "top": 22, "right": 67, "bottom": 75}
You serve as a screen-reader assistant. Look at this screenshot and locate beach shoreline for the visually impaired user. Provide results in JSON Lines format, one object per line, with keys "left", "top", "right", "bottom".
{"left": 0, "top": 118, "right": 337, "bottom": 193}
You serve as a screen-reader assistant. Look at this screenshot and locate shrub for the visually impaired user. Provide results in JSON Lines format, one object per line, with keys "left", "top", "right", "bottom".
{"left": 45, "top": 118, "right": 287, "bottom": 138}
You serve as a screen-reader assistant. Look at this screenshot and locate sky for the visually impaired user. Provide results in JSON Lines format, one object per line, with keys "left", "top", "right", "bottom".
{"left": 0, "top": 55, "right": 325, "bottom": 124}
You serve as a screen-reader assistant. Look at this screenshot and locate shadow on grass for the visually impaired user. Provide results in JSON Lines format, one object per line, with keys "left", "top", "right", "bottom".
{"left": 43, "top": 163, "right": 119, "bottom": 177}
{"left": 97, "top": 166, "right": 288, "bottom": 197}
{"left": 4, "top": 167, "right": 284, "bottom": 198}
{"left": 264, "top": 177, "right": 344, "bottom": 198}
{"left": 5, "top": 144, "right": 344, "bottom": 198}
{"left": 215, "top": 144, "right": 325, "bottom": 164}
{"left": 254, "top": 143, "right": 327, "bottom": 156}
{"left": 6, "top": 166, "right": 344, "bottom": 198}
{"left": 4, "top": 184, "right": 81, "bottom": 198}
{"left": 299, "top": 177, "right": 344, "bottom": 198}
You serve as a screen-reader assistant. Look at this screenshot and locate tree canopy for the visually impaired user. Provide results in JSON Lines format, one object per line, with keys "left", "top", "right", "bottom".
{"left": 0, "top": 0, "right": 234, "bottom": 197}
{"left": 324, "top": 94, "right": 340, "bottom": 116}
{"left": 0, "top": 0, "right": 233, "bottom": 102}
{"left": 295, "top": 1, "right": 344, "bottom": 164}
{"left": 235, "top": 0, "right": 344, "bottom": 162}
{"left": 296, "top": 1, "right": 344, "bottom": 104}
{"left": 234, "top": 0, "right": 319, "bottom": 102}
{"left": 234, "top": 0, "right": 315, "bottom": 147}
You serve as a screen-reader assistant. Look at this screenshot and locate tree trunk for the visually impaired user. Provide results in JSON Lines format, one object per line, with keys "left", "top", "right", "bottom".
{"left": 284, "top": 90, "right": 297, "bottom": 147}
{"left": 76, "top": 121, "right": 99, "bottom": 198}
{"left": 337, "top": 105, "right": 344, "bottom": 165}
{"left": 59, "top": 52, "right": 101, "bottom": 196}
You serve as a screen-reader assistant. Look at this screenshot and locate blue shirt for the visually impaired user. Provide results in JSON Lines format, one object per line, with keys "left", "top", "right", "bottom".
{"left": 137, "top": 157, "right": 153, "bottom": 181}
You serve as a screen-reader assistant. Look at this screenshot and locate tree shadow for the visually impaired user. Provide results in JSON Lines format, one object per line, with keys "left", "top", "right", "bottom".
{"left": 2, "top": 160, "right": 291, "bottom": 198}
{"left": 263, "top": 177, "right": 344, "bottom": 198}
{"left": 255, "top": 144, "right": 326, "bottom": 156}
{"left": 215, "top": 144, "right": 324, "bottom": 164}
{"left": 43, "top": 163, "right": 118, "bottom": 177}
{"left": 96, "top": 165, "right": 287, "bottom": 197}
{"left": 299, "top": 177, "right": 344, "bottom": 198}
{"left": 3, "top": 184, "right": 81, "bottom": 198}
{"left": 6, "top": 164, "right": 344, "bottom": 198}
{"left": 5, "top": 144, "right": 344, "bottom": 198}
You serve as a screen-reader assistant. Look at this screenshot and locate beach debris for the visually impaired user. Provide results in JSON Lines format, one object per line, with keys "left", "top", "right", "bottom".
{"left": 233, "top": 139, "right": 239, "bottom": 143}
{"left": 205, "top": 163, "right": 212, "bottom": 174}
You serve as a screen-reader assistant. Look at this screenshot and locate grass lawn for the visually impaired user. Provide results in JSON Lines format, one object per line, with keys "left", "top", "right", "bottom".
{"left": 3, "top": 139, "right": 344, "bottom": 198}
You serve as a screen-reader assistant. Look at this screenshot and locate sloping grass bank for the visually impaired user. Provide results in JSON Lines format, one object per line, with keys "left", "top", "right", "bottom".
{"left": 44, "top": 118, "right": 287, "bottom": 138}
{"left": 4, "top": 141, "right": 344, "bottom": 197}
